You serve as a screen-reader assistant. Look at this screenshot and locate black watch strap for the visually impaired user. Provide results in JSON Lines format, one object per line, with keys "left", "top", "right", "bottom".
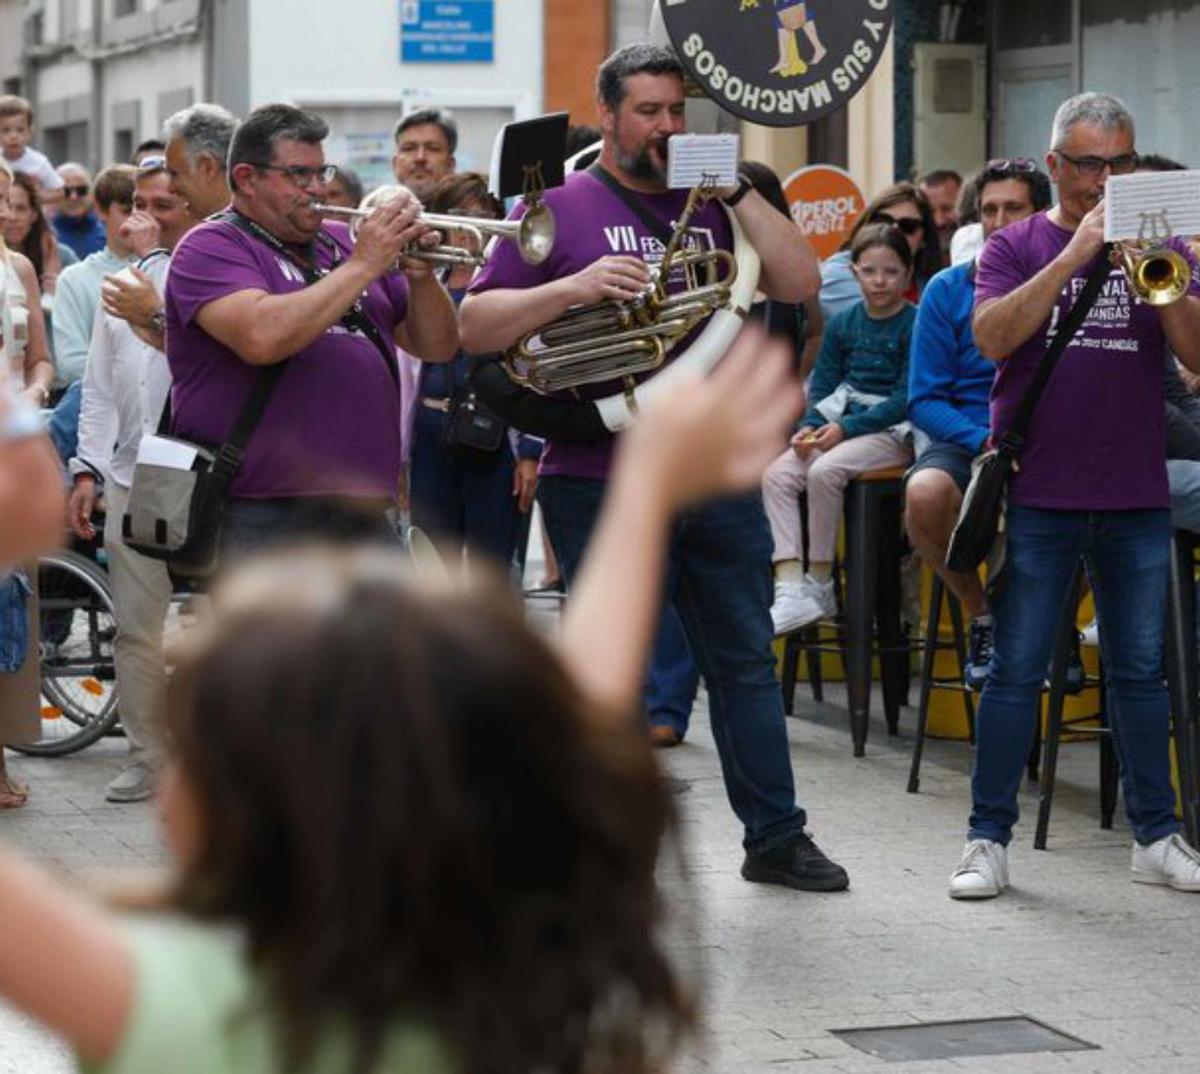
{"left": 723, "top": 176, "right": 752, "bottom": 208}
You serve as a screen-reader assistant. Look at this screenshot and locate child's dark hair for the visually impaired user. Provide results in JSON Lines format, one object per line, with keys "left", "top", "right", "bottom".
{"left": 851, "top": 222, "right": 914, "bottom": 270}
{"left": 166, "top": 547, "right": 691, "bottom": 1074}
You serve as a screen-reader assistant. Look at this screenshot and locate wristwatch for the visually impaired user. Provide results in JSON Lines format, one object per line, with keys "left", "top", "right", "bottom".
{"left": 722, "top": 175, "right": 753, "bottom": 208}
{"left": 147, "top": 310, "right": 167, "bottom": 334}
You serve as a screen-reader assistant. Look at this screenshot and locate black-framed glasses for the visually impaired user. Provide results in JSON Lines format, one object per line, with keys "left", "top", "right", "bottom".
{"left": 1055, "top": 150, "right": 1138, "bottom": 177}
{"left": 249, "top": 162, "right": 338, "bottom": 189}
{"left": 870, "top": 211, "right": 925, "bottom": 236}
{"left": 985, "top": 157, "right": 1037, "bottom": 174}
{"left": 62, "top": 184, "right": 90, "bottom": 198}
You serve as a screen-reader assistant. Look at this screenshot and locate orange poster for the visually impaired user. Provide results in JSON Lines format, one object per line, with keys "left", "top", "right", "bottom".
{"left": 782, "top": 165, "right": 866, "bottom": 261}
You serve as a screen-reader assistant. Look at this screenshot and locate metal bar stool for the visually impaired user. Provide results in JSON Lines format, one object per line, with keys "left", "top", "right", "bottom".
{"left": 778, "top": 467, "right": 910, "bottom": 757}
{"left": 906, "top": 573, "right": 975, "bottom": 794}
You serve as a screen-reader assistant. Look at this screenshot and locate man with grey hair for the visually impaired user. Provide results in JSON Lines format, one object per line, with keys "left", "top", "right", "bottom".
{"left": 392, "top": 107, "right": 456, "bottom": 202}
{"left": 947, "top": 92, "right": 1200, "bottom": 900}
{"left": 164, "top": 103, "right": 458, "bottom": 553}
{"left": 163, "top": 102, "right": 237, "bottom": 219}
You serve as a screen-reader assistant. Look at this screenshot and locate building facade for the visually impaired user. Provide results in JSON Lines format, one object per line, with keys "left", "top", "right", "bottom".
{"left": 3, "top": 2, "right": 1200, "bottom": 202}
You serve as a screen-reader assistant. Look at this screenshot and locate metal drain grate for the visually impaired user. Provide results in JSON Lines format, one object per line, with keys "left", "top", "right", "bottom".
{"left": 832, "top": 1016, "right": 1098, "bottom": 1062}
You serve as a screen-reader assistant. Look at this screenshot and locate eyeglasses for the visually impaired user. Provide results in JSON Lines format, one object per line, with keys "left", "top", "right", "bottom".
{"left": 1055, "top": 150, "right": 1138, "bottom": 177}
{"left": 250, "top": 163, "right": 338, "bottom": 189}
{"left": 870, "top": 212, "right": 925, "bottom": 236}
{"left": 62, "top": 184, "right": 90, "bottom": 198}
{"left": 985, "top": 157, "right": 1038, "bottom": 174}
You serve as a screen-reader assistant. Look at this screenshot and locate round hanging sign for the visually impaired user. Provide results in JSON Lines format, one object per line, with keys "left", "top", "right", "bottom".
{"left": 661, "top": 0, "right": 894, "bottom": 128}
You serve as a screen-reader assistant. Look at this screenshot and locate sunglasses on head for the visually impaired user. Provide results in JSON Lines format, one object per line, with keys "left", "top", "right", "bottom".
{"left": 870, "top": 212, "right": 924, "bottom": 236}
{"left": 985, "top": 157, "right": 1037, "bottom": 175}
{"left": 137, "top": 155, "right": 166, "bottom": 172}
{"left": 63, "top": 184, "right": 90, "bottom": 198}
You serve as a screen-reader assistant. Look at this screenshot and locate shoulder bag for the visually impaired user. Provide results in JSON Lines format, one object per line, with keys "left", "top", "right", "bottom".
{"left": 946, "top": 249, "right": 1114, "bottom": 585}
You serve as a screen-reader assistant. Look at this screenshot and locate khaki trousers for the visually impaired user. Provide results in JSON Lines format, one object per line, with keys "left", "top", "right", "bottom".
{"left": 103, "top": 482, "right": 172, "bottom": 761}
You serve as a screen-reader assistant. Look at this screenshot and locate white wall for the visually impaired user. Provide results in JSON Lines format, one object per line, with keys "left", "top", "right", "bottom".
{"left": 102, "top": 39, "right": 205, "bottom": 153}
{"left": 247, "top": 0, "right": 543, "bottom": 180}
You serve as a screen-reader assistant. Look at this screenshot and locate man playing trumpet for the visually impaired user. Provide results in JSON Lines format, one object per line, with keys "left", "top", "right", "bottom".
{"left": 460, "top": 44, "right": 848, "bottom": 892}
{"left": 164, "top": 104, "right": 458, "bottom": 554}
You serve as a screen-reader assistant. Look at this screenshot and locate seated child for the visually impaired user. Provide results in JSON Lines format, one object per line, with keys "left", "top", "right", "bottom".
{"left": 0, "top": 330, "right": 802, "bottom": 1074}
{"left": 764, "top": 223, "right": 917, "bottom": 634}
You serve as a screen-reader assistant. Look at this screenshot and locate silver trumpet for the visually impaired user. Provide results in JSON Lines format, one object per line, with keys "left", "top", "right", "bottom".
{"left": 314, "top": 184, "right": 555, "bottom": 268}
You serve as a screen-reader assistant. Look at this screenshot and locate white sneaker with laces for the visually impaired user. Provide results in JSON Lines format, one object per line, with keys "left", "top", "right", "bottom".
{"left": 948, "top": 838, "right": 1008, "bottom": 899}
{"left": 771, "top": 575, "right": 836, "bottom": 635}
{"left": 1131, "top": 832, "right": 1200, "bottom": 891}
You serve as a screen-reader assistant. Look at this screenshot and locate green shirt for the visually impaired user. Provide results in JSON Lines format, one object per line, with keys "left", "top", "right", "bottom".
{"left": 85, "top": 917, "right": 454, "bottom": 1074}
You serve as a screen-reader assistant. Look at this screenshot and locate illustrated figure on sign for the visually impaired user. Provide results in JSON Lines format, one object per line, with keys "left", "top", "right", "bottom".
{"left": 770, "top": 1, "right": 827, "bottom": 78}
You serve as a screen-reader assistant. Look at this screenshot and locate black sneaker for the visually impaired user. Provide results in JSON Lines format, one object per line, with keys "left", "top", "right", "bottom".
{"left": 964, "top": 615, "right": 994, "bottom": 692}
{"left": 741, "top": 832, "right": 850, "bottom": 892}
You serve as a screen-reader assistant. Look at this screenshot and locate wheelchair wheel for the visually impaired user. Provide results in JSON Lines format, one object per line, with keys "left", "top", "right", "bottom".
{"left": 15, "top": 549, "right": 120, "bottom": 757}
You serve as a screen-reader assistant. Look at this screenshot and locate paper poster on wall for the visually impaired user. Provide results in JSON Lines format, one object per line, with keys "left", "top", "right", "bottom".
{"left": 323, "top": 133, "right": 395, "bottom": 194}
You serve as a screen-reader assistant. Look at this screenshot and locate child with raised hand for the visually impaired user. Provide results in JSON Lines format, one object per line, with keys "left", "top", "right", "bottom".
{"left": 763, "top": 223, "right": 918, "bottom": 635}
{"left": 0, "top": 327, "right": 802, "bottom": 1074}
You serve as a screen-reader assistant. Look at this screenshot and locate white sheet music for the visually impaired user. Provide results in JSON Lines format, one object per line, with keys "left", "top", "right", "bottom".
{"left": 667, "top": 134, "right": 740, "bottom": 190}
{"left": 1105, "top": 169, "right": 1200, "bottom": 242}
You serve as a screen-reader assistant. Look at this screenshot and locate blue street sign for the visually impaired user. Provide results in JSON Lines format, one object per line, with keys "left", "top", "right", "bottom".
{"left": 401, "top": 1, "right": 494, "bottom": 63}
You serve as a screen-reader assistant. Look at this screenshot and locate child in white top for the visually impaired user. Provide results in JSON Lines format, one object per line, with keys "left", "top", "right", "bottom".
{"left": 0, "top": 94, "right": 64, "bottom": 206}
{"left": 0, "top": 332, "right": 802, "bottom": 1074}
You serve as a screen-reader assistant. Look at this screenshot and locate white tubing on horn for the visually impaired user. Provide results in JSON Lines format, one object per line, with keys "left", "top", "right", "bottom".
{"left": 594, "top": 205, "right": 762, "bottom": 433}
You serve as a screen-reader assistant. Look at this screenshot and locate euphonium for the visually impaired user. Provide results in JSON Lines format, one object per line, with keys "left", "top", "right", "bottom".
{"left": 1111, "top": 241, "right": 1191, "bottom": 307}
{"left": 315, "top": 185, "right": 556, "bottom": 268}
{"left": 504, "top": 185, "right": 752, "bottom": 399}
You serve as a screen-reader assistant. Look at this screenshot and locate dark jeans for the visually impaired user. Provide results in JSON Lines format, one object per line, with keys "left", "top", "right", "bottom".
{"left": 409, "top": 407, "right": 520, "bottom": 567}
{"left": 220, "top": 496, "right": 397, "bottom": 561}
{"left": 970, "top": 505, "right": 1180, "bottom": 847}
{"left": 538, "top": 474, "right": 806, "bottom": 850}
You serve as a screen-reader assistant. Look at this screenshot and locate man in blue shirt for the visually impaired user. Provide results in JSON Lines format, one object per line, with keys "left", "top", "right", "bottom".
{"left": 51, "top": 162, "right": 107, "bottom": 258}
{"left": 904, "top": 159, "right": 1052, "bottom": 687}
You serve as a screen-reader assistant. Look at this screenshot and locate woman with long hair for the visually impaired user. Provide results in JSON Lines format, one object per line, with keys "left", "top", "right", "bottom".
{"left": 819, "top": 181, "right": 940, "bottom": 322}
{"left": 4, "top": 170, "right": 76, "bottom": 301}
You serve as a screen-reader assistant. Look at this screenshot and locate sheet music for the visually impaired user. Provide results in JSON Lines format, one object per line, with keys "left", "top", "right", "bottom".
{"left": 667, "top": 134, "right": 740, "bottom": 190}
{"left": 1105, "top": 169, "right": 1200, "bottom": 242}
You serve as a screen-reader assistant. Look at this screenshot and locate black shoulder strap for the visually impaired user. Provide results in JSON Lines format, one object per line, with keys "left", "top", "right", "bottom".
{"left": 586, "top": 163, "right": 675, "bottom": 246}
{"left": 999, "top": 248, "right": 1113, "bottom": 457}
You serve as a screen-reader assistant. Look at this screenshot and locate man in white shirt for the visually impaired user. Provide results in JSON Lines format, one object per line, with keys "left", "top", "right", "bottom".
{"left": 66, "top": 161, "right": 194, "bottom": 802}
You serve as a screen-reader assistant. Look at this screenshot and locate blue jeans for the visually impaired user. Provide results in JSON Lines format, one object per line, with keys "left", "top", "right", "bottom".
{"left": 538, "top": 475, "right": 806, "bottom": 850}
{"left": 46, "top": 380, "right": 82, "bottom": 465}
{"left": 409, "top": 408, "right": 520, "bottom": 567}
{"left": 645, "top": 607, "right": 700, "bottom": 739}
{"left": 970, "top": 505, "right": 1180, "bottom": 847}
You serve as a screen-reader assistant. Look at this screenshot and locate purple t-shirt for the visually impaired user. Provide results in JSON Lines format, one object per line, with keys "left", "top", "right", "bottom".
{"left": 165, "top": 218, "right": 408, "bottom": 500}
{"left": 975, "top": 211, "right": 1200, "bottom": 510}
{"left": 468, "top": 170, "right": 734, "bottom": 480}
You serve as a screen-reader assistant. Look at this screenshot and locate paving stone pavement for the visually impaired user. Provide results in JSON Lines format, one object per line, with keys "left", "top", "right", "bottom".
{"left": 3, "top": 680, "right": 1199, "bottom": 1071}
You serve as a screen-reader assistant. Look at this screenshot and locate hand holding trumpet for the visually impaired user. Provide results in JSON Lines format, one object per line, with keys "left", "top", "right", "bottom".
{"left": 343, "top": 187, "right": 439, "bottom": 279}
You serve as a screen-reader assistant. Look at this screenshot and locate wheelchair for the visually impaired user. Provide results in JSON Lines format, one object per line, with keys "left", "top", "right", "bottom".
{"left": 20, "top": 544, "right": 121, "bottom": 758}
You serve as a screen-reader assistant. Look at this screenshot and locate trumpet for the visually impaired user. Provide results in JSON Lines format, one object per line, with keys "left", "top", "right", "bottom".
{"left": 314, "top": 185, "right": 555, "bottom": 268}
{"left": 1111, "top": 242, "right": 1192, "bottom": 307}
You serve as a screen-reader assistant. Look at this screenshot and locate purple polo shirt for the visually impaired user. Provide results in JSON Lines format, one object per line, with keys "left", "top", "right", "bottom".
{"left": 468, "top": 170, "right": 734, "bottom": 481}
{"left": 165, "top": 218, "right": 408, "bottom": 500}
{"left": 975, "top": 211, "right": 1200, "bottom": 510}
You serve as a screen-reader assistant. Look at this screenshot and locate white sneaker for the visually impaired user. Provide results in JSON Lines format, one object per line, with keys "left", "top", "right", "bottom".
{"left": 948, "top": 838, "right": 1008, "bottom": 899}
{"left": 105, "top": 759, "right": 156, "bottom": 804}
{"left": 771, "top": 575, "right": 836, "bottom": 635}
{"left": 1131, "top": 832, "right": 1200, "bottom": 891}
